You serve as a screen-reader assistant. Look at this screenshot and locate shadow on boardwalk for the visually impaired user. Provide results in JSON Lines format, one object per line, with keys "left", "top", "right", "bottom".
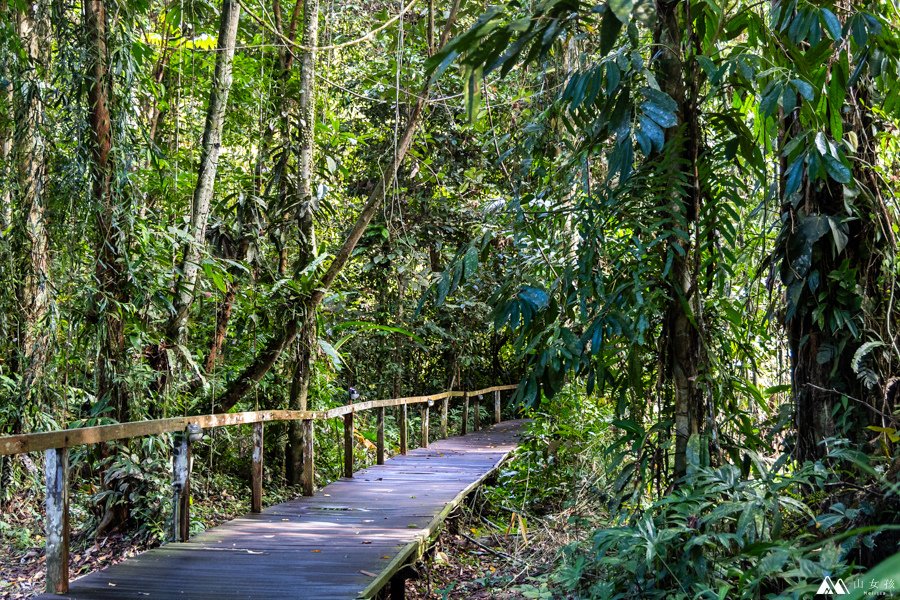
{"left": 40, "top": 420, "right": 527, "bottom": 600}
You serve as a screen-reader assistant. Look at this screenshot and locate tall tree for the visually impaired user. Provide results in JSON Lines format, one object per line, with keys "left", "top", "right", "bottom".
{"left": 85, "top": 0, "right": 130, "bottom": 423}
{"left": 285, "top": 0, "right": 320, "bottom": 485}
{"left": 13, "top": 0, "right": 53, "bottom": 416}
{"left": 168, "top": 0, "right": 241, "bottom": 341}
{"left": 770, "top": 0, "right": 898, "bottom": 461}
{"left": 654, "top": 0, "right": 705, "bottom": 478}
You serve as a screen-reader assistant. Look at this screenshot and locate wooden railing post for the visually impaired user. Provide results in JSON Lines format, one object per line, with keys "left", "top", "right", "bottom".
{"left": 343, "top": 412, "right": 354, "bottom": 478}
{"left": 461, "top": 392, "right": 469, "bottom": 436}
{"left": 473, "top": 395, "right": 481, "bottom": 431}
{"left": 172, "top": 431, "right": 192, "bottom": 542}
{"left": 300, "top": 419, "right": 315, "bottom": 496}
{"left": 494, "top": 389, "right": 501, "bottom": 424}
{"left": 45, "top": 447, "right": 69, "bottom": 595}
{"left": 440, "top": 397, "right": 448, "bottom": 438}
{"left": 251, "top": 422, "right": 263, "bottom": 513}
{"left": 376, "top": 406, "right": 385, "bottom": 465}
{"left": 399, "top": 404, "right": 408, "bottom": 455}
{"left": 420, "top": 402, "right": 430, "bottom": 448}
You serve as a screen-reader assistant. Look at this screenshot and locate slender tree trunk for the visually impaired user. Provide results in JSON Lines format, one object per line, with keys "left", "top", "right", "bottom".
{"left": 85, "top": 0, "right": 130, "bottom": 423}
{"left": 0, "top": 15, "right": 13, "bottom": 233}
{"left": 654, "top": 0, "right": 704, "bottom": 479}
{"left": 285, "top": 0, "right": 320, "bottom": 484}
{"left": 13, "top": 0, "right": 52, "bottom": 413}
{"left": 168, "top": 0, "right": 241, "bottom": 340}
{"left": 203, "top": 282, "right": 237, "bottom": 373}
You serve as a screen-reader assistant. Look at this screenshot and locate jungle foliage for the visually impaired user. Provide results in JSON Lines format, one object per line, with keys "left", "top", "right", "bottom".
{"left": 0, "top": 0, "right": 899, "bottom": 596}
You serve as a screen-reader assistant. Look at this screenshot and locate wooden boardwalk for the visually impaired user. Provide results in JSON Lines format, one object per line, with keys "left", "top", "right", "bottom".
{"left": 41, "top": 419, "right": 526, "bottom": 599}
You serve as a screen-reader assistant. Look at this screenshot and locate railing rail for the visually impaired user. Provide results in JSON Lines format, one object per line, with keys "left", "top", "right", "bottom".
{"left": 0, "top": 385, "right": 516, "bottom": 456}
{"left": 1, "top": 383, "right": 518, "bottom": 595}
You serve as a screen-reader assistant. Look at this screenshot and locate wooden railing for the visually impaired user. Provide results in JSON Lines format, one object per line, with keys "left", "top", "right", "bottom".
{"left": 0, "top": 384, "right": 518, "bottom": 594}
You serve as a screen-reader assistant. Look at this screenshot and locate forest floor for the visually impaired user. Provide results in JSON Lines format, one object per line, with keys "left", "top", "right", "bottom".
{"left": 406, "top": 485, "right": 598, "bottom": 599}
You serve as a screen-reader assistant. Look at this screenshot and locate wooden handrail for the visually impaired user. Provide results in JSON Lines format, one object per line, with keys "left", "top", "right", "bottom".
{"left": 9, "top": 382, "right": 517, "bottom": 596}
{"left": 0, "top": 385, "right": 517, "bottom": 456}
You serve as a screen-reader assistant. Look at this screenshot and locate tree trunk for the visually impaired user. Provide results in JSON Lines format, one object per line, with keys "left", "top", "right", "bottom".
{"left": 654, "top": 0, "right": 704, "bottom": 479}
{"left": 284, "top": 0, "right": 319, "bottom": 485}
{"left": 168, "top": 0, "right": 241, "bottom": 340}
{"left": 203, "top": 281, "right": 238, "bottom": 373}
{"left": 14, "top": 0, "right": 52, "bottom": 414}
{"left": 85, "top": 0, "right": 130, "bottom": 423}
{"left": 0, "top": 3, "right": 13, "bottom": 233}
{"left": 778, "top": 3, "right": 890, "bottom": 463}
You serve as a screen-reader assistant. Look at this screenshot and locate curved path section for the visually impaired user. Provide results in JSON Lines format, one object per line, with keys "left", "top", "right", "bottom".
{"left": 41, "top": 419, "right": 527, "bottom": 599}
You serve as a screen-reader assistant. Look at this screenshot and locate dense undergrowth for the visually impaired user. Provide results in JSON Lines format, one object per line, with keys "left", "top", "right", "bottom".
{"left": 430, "top": 386, "right": 900, "bottom": 599}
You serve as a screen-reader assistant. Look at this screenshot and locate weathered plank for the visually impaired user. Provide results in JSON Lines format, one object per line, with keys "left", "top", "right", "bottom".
{"left": 40, "top": 420, "right": 526, "bottom": 600}
{"left": 420, "top": 404, "right": 429, "bottom": 448}
{"left": 376, "top": 406, "right": 385, "bottom": 465}
{"left": 44, "top": 448, "right": 69, "bottom": 594}
{"left": 172, "top": 433, "right": 191, "bottom": 542}
{"left": 399, "top": 404, "right": 408, "bottom": 455}
{"left": 301, "top": 418, "right": 315, "bottom": 496}
{"left": 251, "top": 422, "right": 263, "bottom": 513}
{"left": 344, "top": 412, "right": 354, "bottom": 478}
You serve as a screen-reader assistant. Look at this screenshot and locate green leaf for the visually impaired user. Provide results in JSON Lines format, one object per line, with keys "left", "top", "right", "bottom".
{"left": 759, "top": 83, "right": 782, "bottom": 116}
{"left": 851, "top": 341, "right": 884, "bottom": 374}
{"left": 814, "top": 131, "right": 830, "bottom": 156}
{"left": 828, "top": 216, "right": 849, "bottom": 254}
{"left": 823, "top": 154, "right": 851, "bottom": 183}
{"left": 608, "top": 0, "right": 633, "bottom": 23}
{"left": 317, "top": 339, "right": 343, "bottom": 369}
{"left": 641, "top": 101, "right": 677, "bottom": 128}
{"left": 599, "top": 9, "right": 624, "bottom": 55}
{"left": 519, "top": 286, "right": 549, "bottom": 309}
{"left": 791, "top": 78, "right": 814, "bottom": 101}
{"left": 462, "top": 247, "right": 478, "bottom": 277}
{"left": 784, "top": 158, "right": 804, "bottom": 200}
{"left": 820, "top": 8, "right": 841, "bottom": 40}
{"left": 331, "top": 321, "right": 425, "bottom": 348}
{"left": 464, "top": 67, "right": 483, "bottom": 121}
{"left": 638, "top": 115, "right": 665, "bottom": 151}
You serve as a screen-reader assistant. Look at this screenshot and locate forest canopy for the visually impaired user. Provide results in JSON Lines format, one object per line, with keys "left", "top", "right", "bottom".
{"left": 1, "top": 0, "right": 900, "bottom": 596}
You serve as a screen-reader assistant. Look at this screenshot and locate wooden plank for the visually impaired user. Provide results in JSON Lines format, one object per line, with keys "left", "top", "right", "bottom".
{"left": 44, "top": 447, "right": 69, "bottom": 594}
{"left": 420, "top": 404, "right": 429, "bottom": 448}
{"left": 399, "top": 404, "right": 407, "bottom": 455}
{"left": 357, "top": 422, "right": 524, "bottom": 599}
{"left": 39, "top": 421, "right": 526, "bottom": 600}
{"left": 173, "top": 434, "right": 191, "bottom": 542}
{"left": 473, "top": 395, "right": 481, "bottom": 431}
{"left": 301, "top": 419, "right": 314, "bottom": 496}
{"left": 344, "top": 412, "right": 354, "bottom": 478}
{"left": 461, "top": 393, "right": 469, "bottom": 436}
{"left": 251, "top": 422, "right": 263, "bottom": 513}
{"left": 376, "top": 407, "right": 385, "bottom": 465}
{"left": 494, "top": 389, "right": 501, "bottom": 424}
